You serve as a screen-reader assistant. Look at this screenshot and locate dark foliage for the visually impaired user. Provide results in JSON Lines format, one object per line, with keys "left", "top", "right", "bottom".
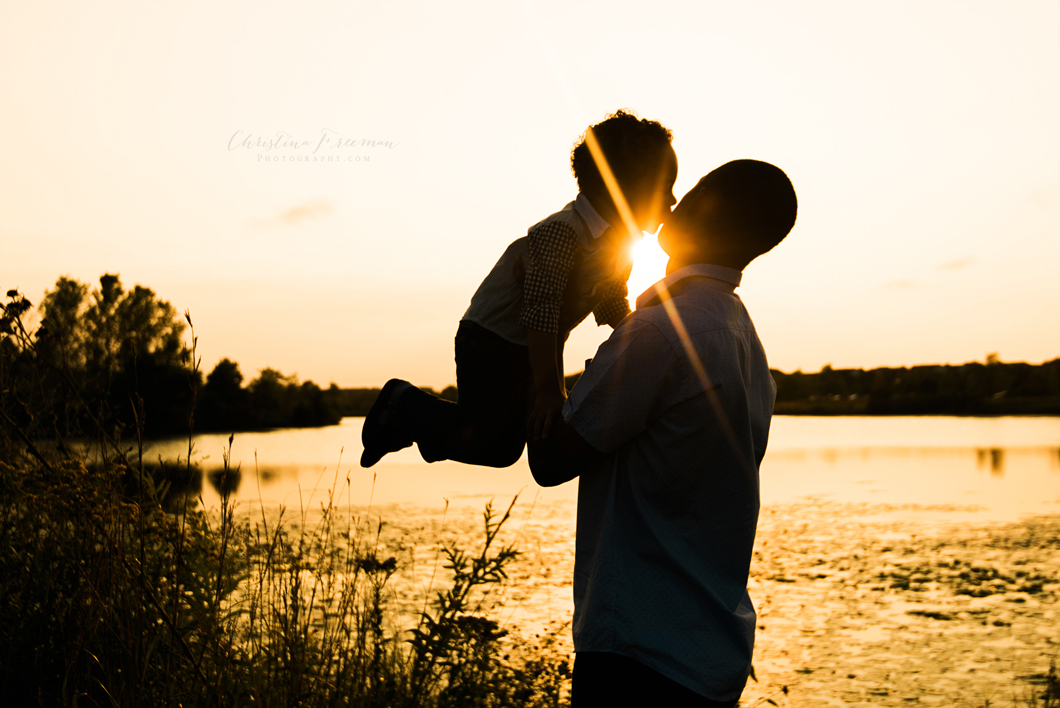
{"left": 771, "top": 358, "right": 1060, "bottom": 415}
{"left": 2, "top": 279, "right": 570, "bottom": 706}
{"left": 197, "top": 361, "right": 341, "bottom": 432}
{"left": 2, "top": 277, "right": 341, "bottom": 442}
{"left": 326, "top": 385, "right": 458, "bottom": 417}
{"left": 0, "top": 459, "right": 570, "bottom": 708}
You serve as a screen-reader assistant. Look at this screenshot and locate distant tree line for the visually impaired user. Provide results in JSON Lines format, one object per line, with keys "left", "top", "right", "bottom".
{"left": 323, "top": 359, "right": 1060, "bottom": 418}
{"left": 769, "top": 357, "right": 1060, "bottom": 415}
{"left": 1, "top": 275, "right": 342, "bottom": 444}
{"left": 6, "top": 275, "right": 1057, "bottom": 454}
{"left": 337, "top": 359, "right": 1060, "bottom": 418}
{"left": 324, "top": 385, "right": 458, "bottom": 418}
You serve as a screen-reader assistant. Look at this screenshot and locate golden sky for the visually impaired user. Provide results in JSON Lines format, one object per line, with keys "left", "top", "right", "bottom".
{"left": 2, "top": 1, "right": 1059, "bottom": 388}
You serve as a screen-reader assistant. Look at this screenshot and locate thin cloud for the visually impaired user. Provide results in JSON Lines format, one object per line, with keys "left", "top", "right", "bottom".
{"left": 937, "top": 256, "right": 976, "bottom": 271}
{"left": 277, "top": 200, "right": 333, "bottom": 224}
{"left": 883, "top": 278, "right": 919, "bottom": 290}
{"left": 252, "top": 200, "right": 334, "bottom": 228}
{"left": 1030, "top": 188, "right": 1055, "bottom": 212}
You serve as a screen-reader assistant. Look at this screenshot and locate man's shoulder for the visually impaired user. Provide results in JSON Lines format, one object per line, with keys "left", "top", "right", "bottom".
{"left": 626, "top": 288, "right": 765, "bottom": 371}
{"left": 611, "top": 308, "right": 671, "bottom": 343}
{"left": 631, "top": 291, "right": 746, "bottom": 336}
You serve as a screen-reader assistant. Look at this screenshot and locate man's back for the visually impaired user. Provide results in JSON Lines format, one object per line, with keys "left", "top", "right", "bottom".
{"left": 562, "top": 264, "right": 775, "bottom": 701}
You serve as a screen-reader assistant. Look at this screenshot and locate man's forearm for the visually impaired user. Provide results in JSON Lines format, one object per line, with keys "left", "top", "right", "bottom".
{"left": 527, "top": 418, "right": 607, "bottom": 487}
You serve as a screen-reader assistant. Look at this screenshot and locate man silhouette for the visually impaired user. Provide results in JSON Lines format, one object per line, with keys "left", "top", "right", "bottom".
{"left": 529, "top": 160, "right": 798, "bottom": 707}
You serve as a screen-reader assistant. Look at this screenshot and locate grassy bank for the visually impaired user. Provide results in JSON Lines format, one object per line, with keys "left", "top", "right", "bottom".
{"left": 3, "top": 285, "right": 566, "bottom": 705}
{"left": 0, "top": 452, "right": 568, "bottom": 707}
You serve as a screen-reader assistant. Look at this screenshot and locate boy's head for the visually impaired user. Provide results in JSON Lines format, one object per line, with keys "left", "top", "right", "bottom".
{"left": 659, "top": 159, "right": 797, "bottom": 272}
{"left": 571, "top": 110, "right": 677, "bottom": 234}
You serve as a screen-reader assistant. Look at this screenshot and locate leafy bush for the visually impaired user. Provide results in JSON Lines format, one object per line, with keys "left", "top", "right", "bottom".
{"left": 0, "top": 454, "right": 569, "bottom": 707}
{"left": 1, "top": 284, "right": 569, "bottom": 706}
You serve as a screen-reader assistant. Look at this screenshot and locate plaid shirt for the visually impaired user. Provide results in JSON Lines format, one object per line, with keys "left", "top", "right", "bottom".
{"left": 462, "top": 195, "right": 634, "bottom": 346}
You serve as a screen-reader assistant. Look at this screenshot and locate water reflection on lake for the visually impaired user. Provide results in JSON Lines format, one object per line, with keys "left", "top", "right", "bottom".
{"left": 141, "top": 416, "right": 1060, "bottom": 524}
{"left": 137, "top": 416, "right": 1060, "bottom": 705}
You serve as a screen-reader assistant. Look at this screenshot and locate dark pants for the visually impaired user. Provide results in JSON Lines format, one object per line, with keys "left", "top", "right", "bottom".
{"left": 572, "top": 653, "right": 741, "bottom": 708}
{"left": 396, "top": 321, "right": 532, "bottom": 467}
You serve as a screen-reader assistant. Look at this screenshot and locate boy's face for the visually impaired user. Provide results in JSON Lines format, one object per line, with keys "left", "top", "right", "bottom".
{"left": 628, "top": 145, "right": 678, "bottom": 234}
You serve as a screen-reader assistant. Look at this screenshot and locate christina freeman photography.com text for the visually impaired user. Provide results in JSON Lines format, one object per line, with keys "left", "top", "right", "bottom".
{"left": 228, "top": 128, "right": 399, "bottom": 163}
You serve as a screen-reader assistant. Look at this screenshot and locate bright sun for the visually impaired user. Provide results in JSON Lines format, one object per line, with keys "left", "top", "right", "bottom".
{"left": 626, "top": 232, "right": 670, "bottom": 308}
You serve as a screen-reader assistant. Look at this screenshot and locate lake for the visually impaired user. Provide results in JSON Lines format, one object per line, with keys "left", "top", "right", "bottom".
{"left": 142, "top": 415, "right": 1060, "bottom": 524}
{"left": 140, "top": 415, "right": 1060, "bottom": 706}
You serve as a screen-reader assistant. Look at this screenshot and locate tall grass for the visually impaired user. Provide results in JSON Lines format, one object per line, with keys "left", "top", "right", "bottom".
{"left": 0, "top": 450, "right": 569, "bottom": 707}
{"left": 1, "top": 296, "right": 568, "bottom": 706}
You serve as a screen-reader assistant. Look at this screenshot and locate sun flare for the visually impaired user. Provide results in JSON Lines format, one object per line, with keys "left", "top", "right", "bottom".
{"left": 626, "top": 232, "right": 670, "bottom": 308}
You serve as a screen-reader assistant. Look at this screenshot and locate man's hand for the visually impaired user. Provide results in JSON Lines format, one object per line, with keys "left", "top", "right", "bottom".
{"left": 527, "top": 386, "right": 565, "bottom": 442}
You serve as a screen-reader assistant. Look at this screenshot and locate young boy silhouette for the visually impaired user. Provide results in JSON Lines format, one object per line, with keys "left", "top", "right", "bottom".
{"left": 360, "top": 110, "right": 678, "bottom": 469}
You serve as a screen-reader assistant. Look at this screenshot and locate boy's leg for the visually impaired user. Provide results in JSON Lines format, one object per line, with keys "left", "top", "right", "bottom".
{"left": 360, "top": 378, "right": 416, "bottom": 467}
{"left": 398, "top": 321, "right": 531, "bottom": 467}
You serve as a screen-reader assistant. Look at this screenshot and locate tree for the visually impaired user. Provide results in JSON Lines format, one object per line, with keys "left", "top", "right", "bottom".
{"left": 39, "top": 277, "right": 89, "bottom": 371}
{"left": 115, "top": 285, "right": 183, "bottom": 367}
{"left": 198, "top": 359, "right": 253, "bottom": 431}
{"left": 83, "top": 274, "right": 125, "bottom": 386}
{"left": 39, "top": 274, "right": 193, "bottom": 436}
{"left": 248, "top": 368, "right": 298, "bottom": 429}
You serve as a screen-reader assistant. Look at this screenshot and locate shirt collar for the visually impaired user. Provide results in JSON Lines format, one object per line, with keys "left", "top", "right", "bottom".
{"left": 635, "top": 263, "right": 743, "bottom": 310}
{"left": 574, "top": 193, "right": 613, "bottom": 240}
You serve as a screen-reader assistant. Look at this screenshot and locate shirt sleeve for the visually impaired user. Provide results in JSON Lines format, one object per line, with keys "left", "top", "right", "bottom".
{"left": 519, "top": 220, "right": 579, "bottom": 334}
{"left": 563, "top": 316, "right": 676, "bottom": 453}
{"left": 591, "top": 279, "right": 632, "bottom": 327}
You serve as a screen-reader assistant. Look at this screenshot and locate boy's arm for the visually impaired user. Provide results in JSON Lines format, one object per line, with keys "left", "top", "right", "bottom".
{"left": 592, "top": 280, "right": 632, "bottom": 329}
{"left": 526, "top": 328, "right": 565, "bottom": 441}
{"left": 520, "top": 221, "right": 580, "bottom": 440}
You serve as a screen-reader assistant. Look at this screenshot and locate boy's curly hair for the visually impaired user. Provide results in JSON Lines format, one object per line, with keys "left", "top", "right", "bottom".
{"left": 570, "top": 109, "right": 673, "bottom": 194}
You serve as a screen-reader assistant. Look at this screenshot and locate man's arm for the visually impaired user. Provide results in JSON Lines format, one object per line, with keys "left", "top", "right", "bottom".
{"left": 527, "top": 417, "right": 607, "bottom": 487}
{"left": 529, "top": 318, "right": 676, "bottom": 489}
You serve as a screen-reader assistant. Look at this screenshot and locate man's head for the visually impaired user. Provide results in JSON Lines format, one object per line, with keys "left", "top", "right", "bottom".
{"left": 659, "top": 159, "right": 797, "bottom": 272}
{"left": 571, "top": 110, "right": 677, "bottom": 234}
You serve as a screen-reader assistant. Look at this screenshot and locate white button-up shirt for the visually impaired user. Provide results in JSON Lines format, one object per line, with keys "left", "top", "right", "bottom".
{"left": 563, "top": 263, "right": 776, "bottom": 701}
